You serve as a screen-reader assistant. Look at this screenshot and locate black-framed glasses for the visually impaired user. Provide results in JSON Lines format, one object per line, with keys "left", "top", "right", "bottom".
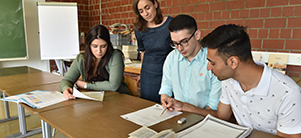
{"left": 169, "top": 30, "right": 197, "bottom": 49}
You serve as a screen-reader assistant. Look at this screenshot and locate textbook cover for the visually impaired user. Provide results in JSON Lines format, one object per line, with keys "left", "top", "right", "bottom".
{"left": 0, "top": 90, "right": 67, "bottom": 109}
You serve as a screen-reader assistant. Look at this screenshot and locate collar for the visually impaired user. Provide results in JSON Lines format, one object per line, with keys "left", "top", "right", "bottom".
{"left": 178, "top": 47, "right": 207, "bottom": 65}
{"left": 233, "top": 61, "right": 271, "bottom": 96}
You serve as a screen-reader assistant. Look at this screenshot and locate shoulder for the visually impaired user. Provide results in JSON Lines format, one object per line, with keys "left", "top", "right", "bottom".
{"left": 110, "top": 49, "right": 123, "bottom": 60}
{"left": 74, "top": 54, "right": 84, "bottom": 63}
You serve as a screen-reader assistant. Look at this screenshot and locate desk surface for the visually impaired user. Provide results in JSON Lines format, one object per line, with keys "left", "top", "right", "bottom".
{"left": 0, "top": 66, "right": 41, "bottom": 77}
{"left": 38, "top": 94, "right": 204, "bottom": 138}
{"left": 0, "top": 72, "right": 63, "bottom": 95}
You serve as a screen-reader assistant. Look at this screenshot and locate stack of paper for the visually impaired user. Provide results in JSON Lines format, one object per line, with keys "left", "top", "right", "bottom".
{"left": 122, "top": 45, "right": 138, "bottom": 59}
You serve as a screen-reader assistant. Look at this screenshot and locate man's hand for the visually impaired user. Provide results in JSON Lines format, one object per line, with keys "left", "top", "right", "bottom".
{"left": 160, "top": 94, "right": 184, "bottom": 111}
{"left": 63, "top": 87, "right": 75, "bottom": 99}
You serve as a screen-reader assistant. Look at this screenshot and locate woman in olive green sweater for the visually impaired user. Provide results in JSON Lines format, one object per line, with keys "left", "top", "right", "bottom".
{"left": 60, "top": 25, "right": 130, "bottom": 99}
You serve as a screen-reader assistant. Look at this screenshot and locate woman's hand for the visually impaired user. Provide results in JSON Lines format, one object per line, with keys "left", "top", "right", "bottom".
{"left": 76, "top": 80, "right": 86, "bottom": 89}
{"left": 63, "top": 87, "right": 75, "bottom": 99}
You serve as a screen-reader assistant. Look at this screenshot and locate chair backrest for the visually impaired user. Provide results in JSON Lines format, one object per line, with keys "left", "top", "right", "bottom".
{"left": 124, "top": 76, "right": 139, "bottom": 97}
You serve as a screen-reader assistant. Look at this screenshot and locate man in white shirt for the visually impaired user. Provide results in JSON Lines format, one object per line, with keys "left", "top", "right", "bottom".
{"left": 166, "top": 24, "right": 301, "bottom": 137}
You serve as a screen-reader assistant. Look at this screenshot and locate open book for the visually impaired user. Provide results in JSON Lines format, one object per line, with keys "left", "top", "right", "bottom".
{"left": 72, "top": 87, "right": 104, "bottom": 101}
{"left": 128, "top": 114, "right": 252, "bottom": 138}
{"left": 0, "top": 90, "right": 67, "bottom": 109}
{"left": 177, "top": 114, "right": 252, "bottom": 138}
{"left": 128, "top": 126, "right": 175, "bottom": 138}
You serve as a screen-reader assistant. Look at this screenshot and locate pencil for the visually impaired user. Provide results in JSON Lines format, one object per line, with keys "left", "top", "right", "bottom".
{"left": 160, "top": 98, "right": 173, "bottom": 116}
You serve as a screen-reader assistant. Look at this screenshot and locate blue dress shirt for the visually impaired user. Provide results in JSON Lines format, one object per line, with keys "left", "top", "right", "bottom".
{"left": 159, "top": 47, "right": 221, "bottom": 110}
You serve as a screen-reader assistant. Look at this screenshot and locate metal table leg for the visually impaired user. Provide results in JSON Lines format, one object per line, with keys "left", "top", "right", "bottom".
{"left": 5, "top": 104, "right": 42, "bottom": 138}
{"left": 41, "top": 120, "right": 52, "bottom": 138}
{"left": 0, "top": 92, "right": 29, "bottom": 123}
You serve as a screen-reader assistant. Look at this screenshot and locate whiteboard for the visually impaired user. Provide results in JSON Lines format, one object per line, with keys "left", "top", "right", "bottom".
{"left": 37, "top": 2, "right": 79, "bottom": 60}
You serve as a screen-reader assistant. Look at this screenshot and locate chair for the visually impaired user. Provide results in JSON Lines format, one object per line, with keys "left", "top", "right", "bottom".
{"left": 124, "top": 76, "right": 139, "bottom": 97}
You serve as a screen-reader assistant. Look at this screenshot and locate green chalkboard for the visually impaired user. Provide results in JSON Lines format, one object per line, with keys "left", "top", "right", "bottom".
{"left": 0, "top": 0, "right": 28, "bottom": 61}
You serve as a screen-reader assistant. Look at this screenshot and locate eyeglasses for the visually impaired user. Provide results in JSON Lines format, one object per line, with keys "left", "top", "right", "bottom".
{"left": 169, "top": 30, "right": 197, "bottom": 49}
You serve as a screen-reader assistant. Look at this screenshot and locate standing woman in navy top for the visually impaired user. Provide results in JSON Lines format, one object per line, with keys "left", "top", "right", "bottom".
{"left": 133, "top": 0, "right": 173, "bottom": 103}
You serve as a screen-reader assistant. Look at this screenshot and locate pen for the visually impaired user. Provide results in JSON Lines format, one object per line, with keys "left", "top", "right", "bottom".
{"left": 160, "top": 98, "right": 173, "bottom": 116}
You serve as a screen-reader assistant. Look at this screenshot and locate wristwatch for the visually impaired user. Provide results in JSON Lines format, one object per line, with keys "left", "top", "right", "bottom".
{"left": 84, "top": 83, "right": 87, "bottom": 89}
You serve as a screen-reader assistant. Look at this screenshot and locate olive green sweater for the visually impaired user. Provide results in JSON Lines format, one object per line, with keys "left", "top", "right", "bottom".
{"left": 60, "top": 50, "right": 130, "bottom": 94}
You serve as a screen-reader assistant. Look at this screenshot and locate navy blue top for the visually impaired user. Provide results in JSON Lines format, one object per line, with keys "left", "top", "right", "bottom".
{"left": 135, "top": 16, "right": 173, "bottom": 75}
{"left": 135, "top": 16, "right": 173, "bottom": 103}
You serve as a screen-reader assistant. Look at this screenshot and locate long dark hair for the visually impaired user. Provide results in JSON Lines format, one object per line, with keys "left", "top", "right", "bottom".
{"left": 133, "top": 0, "right": 163, "bottom": 32}
{"left": 84, "top": 25, "right": 114, "bottom": 82}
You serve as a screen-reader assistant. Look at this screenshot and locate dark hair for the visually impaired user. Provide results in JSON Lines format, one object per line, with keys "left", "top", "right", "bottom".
{"left": 200, "top": 24, "right": 253, "bottom": 64}
{"left": 168, "top": 14, "right": 197, "bottom": 34}
{"left": 133, "top": 0, "right": 163, "bottom": 32}
{"left": 84, "top": 24, "right": 114, "bottom": 82}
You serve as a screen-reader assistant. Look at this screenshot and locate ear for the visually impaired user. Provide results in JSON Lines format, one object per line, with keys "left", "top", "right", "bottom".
{"left": 227, "top": 56, "right": 239, "bottom": 69}
{"left": 194, "top": 30, "right": 201, "bottom": 40}
{"left": 154, "top": 0, "right": 158, "bottom": 8}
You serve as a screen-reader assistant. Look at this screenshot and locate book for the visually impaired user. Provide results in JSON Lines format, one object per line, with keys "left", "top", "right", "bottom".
{"left": 72, "top": 87, "right": 104, "bottom": 101}
{"left": 128, "top": 126, "right": 175, "bottom": 138}
{"left": 0, "top": 90, "right": 67, "bottom": 109}
{"left": 127, "top": 114, "right": 252, "bottom": 138}
{"left": 177, "top": 114, "right": 252, "bottom": 138}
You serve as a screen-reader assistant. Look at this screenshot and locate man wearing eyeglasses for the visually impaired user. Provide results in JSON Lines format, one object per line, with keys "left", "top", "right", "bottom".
{"left": 159, "top": 14, "right": 222, "bottom": 113}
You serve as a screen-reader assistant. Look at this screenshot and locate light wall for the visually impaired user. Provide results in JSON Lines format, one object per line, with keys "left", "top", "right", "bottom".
{"left": 0, "top": 0, "right": 50, "bottom": 72}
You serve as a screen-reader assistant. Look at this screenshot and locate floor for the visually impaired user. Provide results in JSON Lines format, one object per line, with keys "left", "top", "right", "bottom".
{"left": 0, "top": 101, "right": 66, "bottom": 138}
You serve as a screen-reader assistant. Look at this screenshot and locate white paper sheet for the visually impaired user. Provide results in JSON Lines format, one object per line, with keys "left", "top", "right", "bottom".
{"left": 121, "top": 104, "right": 182, "bottom": 126}
{"left": 177, "top": 114, "right": 252, "bottom": 138}
{"left": 72, "top": 87, "right": 104, "bottom": 101}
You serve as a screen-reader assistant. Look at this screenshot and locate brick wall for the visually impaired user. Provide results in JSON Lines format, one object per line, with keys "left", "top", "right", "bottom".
{"left": 99, "top": 0, "right": 301, "bottom": 77}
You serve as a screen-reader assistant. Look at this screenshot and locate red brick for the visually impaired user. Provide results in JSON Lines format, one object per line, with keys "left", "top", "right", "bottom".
{"left": 271, "top": 7, "right": 282, "bottom": 17}
{"left": 227, "top": 0, "right": 245, "bottom": 9}
{"left": 280, "top": 29, "right": 292, "bottom": 38}
{"left": 246, "top": 0, "right": 265, "bottom": 8}
{"left": 162, "top": 8, "right": 168, "bottom": 14}
{"left": 263, "top": 40, "right": 284, "bottom": 49}
{"left": 114, "top": 1, "right": 120, "bottom": 7}
{"left": 192, "top": 0, "right": 199, "bottom": 4}
{"left": 166, "top": 0, "right": 171, "bottom": 6}
{"left": 191, "top": 14, "right": 198, "bottom": 20}
{"left": 291, "top": 0, "right": 301, "bottom": 4}
{"left": 198, "top": 13, "right": 205, "bottom": 20}
{"left": 240, "top": 10, "right": 249, "bottom": 18}
{"left": 265, "top": 18, "right": 286, "bottom": 28}
{"left": 161, "top": 1, "right": 166, "bottom": 7}
{"left": 204, "top": 29, "right": 213, "bottom": 36}
{"left": 286, "top": 65, "right": 301, "bottom": 72}
{"left": 195, "top": 3, "right": 210, "bottom": 12}
{"left": 245, "top": 19, "right": 264, "bottom": 28}
{"left": 288, "top": 18, "right": 301, "bottom": 27}
{"left": 106, "top": 2, "right": 113, "bottom": 8}
{"left": 226, "top": 20, "right": 244, "bottom": 26}
{"left": 250, "top": 9, "right": 260, "bottom": 18}
{"left": 295, "top": 6, "right": 301, "bottom": 16}
{"left": 266, "top": 50, "right": 278, "bottom": 52}
{"left": 267, "top": 0, "right": 289, "bottom": 7}
{"left": 214, "top": 12, "right": 222, "bottom": 20}
{"left": 287, "top": 72, "right": 300, "bottom": 77}
{"left": 172, "top": 0, "right": 178, "bottom": 6}
{"left": 209, "top": 21, "right": 225, "bottom": 29}
{"left": 269, "top": 29, "right": 280, "bottom": 38}
{"left": 182, "top": 5, "right": 195, "bottom": 13}
{"left": 170, "top": 6, "right": 181, "bottom": 14}
{"left": 185, "top": 0, "right": 192, "bottom": 4}
{"left": 250, "top": 39, "right": 262, "bottom": 48}
{"left": 283, "top": 6, "right": 294, "bottom": 16}
{"left": 198, "top": 21, "right": 209, "bottom": 29}
{"left": 231, "top": 10, "right": 239, "bottom": 19}
{"left": 292, "top": 29, "right": 301, "bottom": 38}
{"left": 121, "top": 0, "right": 128, "bottom": 5}
{"left": 260, "top": 8, "right": 270, "bottom": 17}
{"left": 210, "top": 2, "right": 226, "bottom": 11}
{"left": 248, "top": 29, "right": 258, "bottom": 38}
{"left": 259, "top": 29, "right": 268, "bottom": 38}
{"left": 222, "top": 11, "right": 230, "bottom": 19}
{"left": 206, "top": 12, "right": 213, "bottom": 20}
{"left": 199, "top": 0, "right": 206, "bottom": 3}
